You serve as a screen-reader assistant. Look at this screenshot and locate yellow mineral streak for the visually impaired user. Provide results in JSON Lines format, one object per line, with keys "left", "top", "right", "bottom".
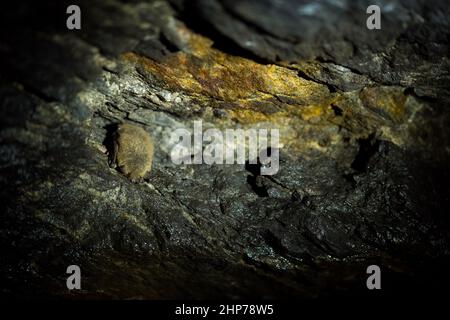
{"left": 122, "top": 27, "right": 416, "bottom": 149}
{"left": 122, "top": 29, "right": 330, "bottom": 110}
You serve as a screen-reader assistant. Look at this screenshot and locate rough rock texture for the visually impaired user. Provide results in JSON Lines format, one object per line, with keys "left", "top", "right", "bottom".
{"left": 0, "top": 0, "right": 449, "bottom": 298}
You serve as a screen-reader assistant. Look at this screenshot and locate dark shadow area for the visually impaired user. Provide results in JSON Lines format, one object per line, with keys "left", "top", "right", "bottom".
{"left": 102, "top": 123, "right": 120, "bottom": 167}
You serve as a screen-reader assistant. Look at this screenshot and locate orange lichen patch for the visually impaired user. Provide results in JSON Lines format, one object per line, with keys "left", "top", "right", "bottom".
{"left": 359, "top": 87, "right": 407, "bottom": 123}
{"left": 122, "top": 32, "right": 330, "bottom": 105}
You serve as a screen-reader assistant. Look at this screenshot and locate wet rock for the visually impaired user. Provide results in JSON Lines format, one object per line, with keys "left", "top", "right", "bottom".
{"left": 0, "top": 0, "right": 449, "bottom": 298}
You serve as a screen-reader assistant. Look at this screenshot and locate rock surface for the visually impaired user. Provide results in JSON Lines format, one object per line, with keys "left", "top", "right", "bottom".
{"left": 0, "top": 0, "right": 449, "bottom": 298}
